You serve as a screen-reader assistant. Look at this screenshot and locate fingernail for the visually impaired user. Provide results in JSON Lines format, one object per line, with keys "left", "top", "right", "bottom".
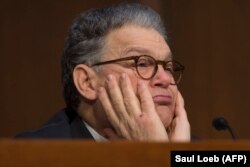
{"left": 107, "top": 74, "right": 113, "bottom": 81}
{"left": 121, "top": 73, "right": 126, "bottom": 80}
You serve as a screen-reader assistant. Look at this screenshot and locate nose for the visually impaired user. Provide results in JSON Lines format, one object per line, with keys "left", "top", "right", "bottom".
{"left": 150, "top": 65, "right": 173, "bottom": 88}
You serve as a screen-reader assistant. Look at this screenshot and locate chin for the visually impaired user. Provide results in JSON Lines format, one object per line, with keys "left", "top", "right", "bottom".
{"left": 155, "top": 105, "right": 174, "bottom": 128}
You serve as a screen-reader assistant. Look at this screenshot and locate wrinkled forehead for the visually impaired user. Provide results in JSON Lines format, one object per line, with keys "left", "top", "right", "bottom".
{"left": 102, "top": 25, "right": 172, "bottom": 61}
{"left": 121, "top": 46, "right": 173, "bottom": 61}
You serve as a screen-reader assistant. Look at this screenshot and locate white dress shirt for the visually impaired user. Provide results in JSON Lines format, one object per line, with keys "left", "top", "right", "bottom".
{"left": 82, "top": 121, "right": 108, "bottom": 142}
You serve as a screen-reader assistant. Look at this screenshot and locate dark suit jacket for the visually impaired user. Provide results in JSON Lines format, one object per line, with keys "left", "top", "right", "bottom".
{"left": 16, "top": 108, "right": 94, "bottom": 139}
{"left": 17, "top": 108, "right": 199, "bottom": 140}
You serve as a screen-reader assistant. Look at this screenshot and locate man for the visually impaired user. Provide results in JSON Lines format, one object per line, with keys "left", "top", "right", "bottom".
{"left": 17, "top": 3, "right": 190, "bottom": 142}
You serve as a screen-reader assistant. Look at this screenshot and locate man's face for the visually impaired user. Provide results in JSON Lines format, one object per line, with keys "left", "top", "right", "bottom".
{"left": 95, "top": 25, "right": 178, "bottom": 128}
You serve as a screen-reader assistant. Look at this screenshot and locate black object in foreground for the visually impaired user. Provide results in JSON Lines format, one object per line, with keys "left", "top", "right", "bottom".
{"left": 212, "top": 117, "right": 238, "bottom": 140}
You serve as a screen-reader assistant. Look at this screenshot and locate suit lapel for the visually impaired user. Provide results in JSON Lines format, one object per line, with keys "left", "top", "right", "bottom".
{"left": 70, "top": 115, "right": 94, "bottom": 139}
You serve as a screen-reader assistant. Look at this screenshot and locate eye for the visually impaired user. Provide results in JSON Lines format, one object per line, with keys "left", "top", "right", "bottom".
{"left": 137, "top": 57, "right": 154, "bottom": 67}
{"left": 165, "top": 61, "right": 183, "bottom": 73}
{"left": 165, "top": 62, "right": 174, "bottom": 72}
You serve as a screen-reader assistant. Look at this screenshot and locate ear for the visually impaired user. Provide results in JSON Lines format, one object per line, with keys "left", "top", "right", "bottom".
{"left": 73, "top": 64, "right": 98, "bottom": 100}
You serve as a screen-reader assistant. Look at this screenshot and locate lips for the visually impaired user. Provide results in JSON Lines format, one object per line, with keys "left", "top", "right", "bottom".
{"left": 153, "top": 95, "right": 172, "bottom": 105}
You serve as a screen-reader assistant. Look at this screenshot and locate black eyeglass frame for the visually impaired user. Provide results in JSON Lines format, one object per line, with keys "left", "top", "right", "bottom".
{"left": 91, "top": 55, "right": 184, "bottom": 85}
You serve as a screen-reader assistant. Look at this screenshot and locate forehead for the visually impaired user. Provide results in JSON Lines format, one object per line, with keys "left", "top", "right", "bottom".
{"left": 103, "top": 25, "right": 171, "bottom": 60}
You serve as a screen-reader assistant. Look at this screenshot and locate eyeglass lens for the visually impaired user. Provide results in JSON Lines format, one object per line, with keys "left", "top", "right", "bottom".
{"left": 136, "top": 56, "right": 182, "bottom": 84}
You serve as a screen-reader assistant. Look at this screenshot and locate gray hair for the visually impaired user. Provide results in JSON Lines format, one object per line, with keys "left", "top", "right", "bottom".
{"left": 61, "top": 3, "right": 168, "bottom": 110}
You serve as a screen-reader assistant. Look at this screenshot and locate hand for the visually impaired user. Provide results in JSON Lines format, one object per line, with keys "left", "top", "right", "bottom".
{"left": 167, "top": 91, "right": 190, "bottom": 142}
{"left": 98, "top": 73, "right": 168, "bottom": 141}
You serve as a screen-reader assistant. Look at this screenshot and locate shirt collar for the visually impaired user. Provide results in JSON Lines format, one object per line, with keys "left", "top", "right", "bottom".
{"left": 82, "top": 121, "right": 108, "bottom": 142}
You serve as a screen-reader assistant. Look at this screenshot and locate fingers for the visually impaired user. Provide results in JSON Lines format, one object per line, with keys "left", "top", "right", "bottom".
{"left": 169, "top": 91, "right": 190, "bottom": 142}
{"left": 137, "top": 80, "right": 155, "bottom": 115}
{"left": 98, "top": 73, "right": 169, "bottom": 141}
{"left": 98, "top": 86, "right": 120, "bottom": 131}
{"left": 98, "top": 73, "right": 141, "bottom": 139}
{"left": 175, "top": 91, "right": 188, "bottom": 119}
{"left": 104, "top": 73, "right": 142, "bottom": 118}
{"left": 98, "top": 85, "right": 131, "bottom": 138}
{"left": 120, "top": 73, "right": 141, "bottom": 116}
{"left": 105, "top": 74, "right": 129, "bottom": 121}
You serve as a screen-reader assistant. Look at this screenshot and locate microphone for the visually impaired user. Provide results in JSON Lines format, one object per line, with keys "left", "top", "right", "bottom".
{"left": 212, "top": 117, "right": 238, "bottom": 140}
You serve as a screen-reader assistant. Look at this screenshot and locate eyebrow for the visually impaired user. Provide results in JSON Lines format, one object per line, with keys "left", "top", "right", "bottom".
{"left": 123, "top": 47, "right": 152, "bottom": 55}
{"left": 122, "top": 47, "right": 173, "bottom": 60}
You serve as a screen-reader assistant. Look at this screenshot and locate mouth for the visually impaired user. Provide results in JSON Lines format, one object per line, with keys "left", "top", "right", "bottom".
{"left": 153, "top": 95, "right": 172, "bottom": 105}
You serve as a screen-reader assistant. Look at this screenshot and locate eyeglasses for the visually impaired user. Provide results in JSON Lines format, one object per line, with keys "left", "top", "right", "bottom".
{"left": 91, "top": 55, "right": 184, "bottom": 85}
